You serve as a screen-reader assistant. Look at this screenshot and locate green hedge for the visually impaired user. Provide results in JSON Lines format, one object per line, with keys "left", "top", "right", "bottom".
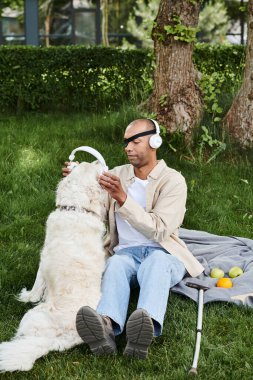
{"left": 0, "top": 46, "right": 153, "bottom": 113}
{"left": 193, "top": 43, "right": 245, "bottom": 74}
{"left": 0, "top": 44, "right": 246, "bottom": 113}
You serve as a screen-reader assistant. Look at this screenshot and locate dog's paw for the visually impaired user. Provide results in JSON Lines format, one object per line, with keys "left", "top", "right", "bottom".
{"left": 17, "top": 288, "right": 35, "bottom": 303}
{"left": 17, "top": 288, "right": 31, "bottom": 303}
{"left": 17, "top": 287, "right": 46, "bottom": 304}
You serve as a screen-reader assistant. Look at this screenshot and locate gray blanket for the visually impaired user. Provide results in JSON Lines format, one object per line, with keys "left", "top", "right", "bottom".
{"left": 172, "top": 228, "right": 253, "bottom": 307}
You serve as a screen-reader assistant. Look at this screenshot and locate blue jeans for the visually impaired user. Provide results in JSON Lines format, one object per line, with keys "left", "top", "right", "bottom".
{"left": 96, "top": 246, "right": 186, "bottom": 336}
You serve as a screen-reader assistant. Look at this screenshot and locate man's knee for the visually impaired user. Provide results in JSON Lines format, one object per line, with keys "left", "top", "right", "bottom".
{"left": 139, "top": 250, "right": 176, "bottom": 273}
{"left": 105, "top": 254, "right": 134, "bottom": 274}
{"left": 146, "top": 250, "right": 168, "bottom": 266}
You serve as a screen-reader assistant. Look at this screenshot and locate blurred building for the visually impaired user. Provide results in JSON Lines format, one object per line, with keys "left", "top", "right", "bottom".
{"left": 0, "top": 0, "right": 247, "bottom": 47}
{"left": 0, "top": 0, "right": 101, "bottom": 46}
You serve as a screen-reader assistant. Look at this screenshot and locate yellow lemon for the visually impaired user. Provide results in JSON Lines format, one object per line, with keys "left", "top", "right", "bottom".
{"left": 229, "top": 267, "right": 243, "bottom": 278}
{"left": 210, "top": 268, "right": 224, "bottom": 279}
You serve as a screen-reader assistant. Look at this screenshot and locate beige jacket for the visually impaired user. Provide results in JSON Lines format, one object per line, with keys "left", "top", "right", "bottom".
{"left": 104, "top": 160, "right": 204, "bottom": 277}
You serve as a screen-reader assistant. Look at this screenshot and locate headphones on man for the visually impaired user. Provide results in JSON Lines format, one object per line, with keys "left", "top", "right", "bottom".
{"left": 123, "top": 119, "right": 163, "bottom": 149}
{"left": 148, "top": 119, "right": 163, "bottom": 149}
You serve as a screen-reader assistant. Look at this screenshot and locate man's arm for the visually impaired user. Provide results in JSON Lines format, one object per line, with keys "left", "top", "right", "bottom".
{"left": 99, "top": 172, "right": 187, "bottom": 243}
{"left": 118, "top": 181, "right": 187, "bottom": 242}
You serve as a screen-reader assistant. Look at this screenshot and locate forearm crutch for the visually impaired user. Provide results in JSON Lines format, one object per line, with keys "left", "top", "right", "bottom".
{"left": 186, "top": 281, "right": 210, "bottom": 376}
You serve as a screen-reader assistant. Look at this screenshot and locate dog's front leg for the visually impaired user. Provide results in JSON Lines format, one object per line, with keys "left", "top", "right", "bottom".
{"left": 17, "top": 264, "right": 46, "bottom": 304}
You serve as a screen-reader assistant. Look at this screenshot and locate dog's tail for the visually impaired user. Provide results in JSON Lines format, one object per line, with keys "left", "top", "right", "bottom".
{"left": 0, "top": 304, "right": 83, "bottom": 372}
{"left": 0, "top": 334, "right": 81, "bottom": 372}
{"left": 0, "top": 337, "right": 54, "bottom": 372}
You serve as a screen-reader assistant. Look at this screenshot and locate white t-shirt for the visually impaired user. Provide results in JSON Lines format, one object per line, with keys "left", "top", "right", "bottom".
{"left": 114, "top": 177, "right": 161, "bottom": 252}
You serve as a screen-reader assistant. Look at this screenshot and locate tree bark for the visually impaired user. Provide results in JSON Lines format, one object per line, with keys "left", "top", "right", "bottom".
{"left": 101, "top": 0, "right": 109, "bottom": 47}
{"left": 223, "top": 0, "right": 253, "bottom": 148}
{"left": 41, "top": 0, "right": 53, "bottom": 47}
{"left": 45, "top": 9, "right": 52, "bottom": 47}
{"left": 148, "top": 0, "right": 202, "bottom": 144}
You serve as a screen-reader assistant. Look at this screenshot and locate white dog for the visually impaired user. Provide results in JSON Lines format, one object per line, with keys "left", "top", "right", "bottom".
{"left": 0, "top": 161, "right": 107, "bottom": 372}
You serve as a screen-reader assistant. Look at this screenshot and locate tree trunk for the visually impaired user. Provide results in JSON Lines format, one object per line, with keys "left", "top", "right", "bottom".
{"left": 41, "top": 0, "right": 53, "bottom": 47}
{"left": 45, "top": 12, "right": 51, "bottom": 47}
{"left": 148, "top": 0, "right": 202, "bottom": 144}
{"left": 101, "top": 0, "right": 109, "bottom": 47}
{"left": 223, "top": 0, "right": 253, "bottom": 148}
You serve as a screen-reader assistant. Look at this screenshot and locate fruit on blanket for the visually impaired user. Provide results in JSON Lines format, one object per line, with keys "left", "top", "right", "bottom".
{"left": 216, "top": 278, "right": 233, "bottom": 288}
{"left": 210, "top": 268, "right": 224, "bottom": 279}
{"left": 229, "top": 266, "right": 244, "bottom": 278}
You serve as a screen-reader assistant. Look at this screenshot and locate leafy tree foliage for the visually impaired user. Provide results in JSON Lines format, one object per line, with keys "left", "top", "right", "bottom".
{"left": 1, "top": 0, "right": 23, "bottom": 9}
{"left": 124, "top": 0, "right": 243, "bottom": 47}
{"left": 198, "top": 0, "right": 230, "bottom": 43}
{"left": 125, "top": 0, "right": 159, "bottom": 48}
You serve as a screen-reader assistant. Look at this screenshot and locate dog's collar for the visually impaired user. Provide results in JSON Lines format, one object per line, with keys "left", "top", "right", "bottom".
{"left": 57, "top": 205, "right": 99, "bottom": 218}
{"left": 58, "top": 205, "right": 77, "bottom": 212}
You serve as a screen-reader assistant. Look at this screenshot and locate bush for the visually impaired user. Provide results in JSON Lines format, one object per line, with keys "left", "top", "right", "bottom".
{"left": 194, "top": 44, "right": 246, "bottom": 141}
{"left": 0, "top": 46, "right": 152, "bottom": 113}
{"left": 193, "top": 43, "right": 245, "bottom": 74}
{"left": 0, "top": 44, "right": 245, "bottom": 113}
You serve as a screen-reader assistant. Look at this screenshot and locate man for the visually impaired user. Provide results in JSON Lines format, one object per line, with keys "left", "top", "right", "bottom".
{"left": 63, "top": 119, "right": 204, "bottom": 359}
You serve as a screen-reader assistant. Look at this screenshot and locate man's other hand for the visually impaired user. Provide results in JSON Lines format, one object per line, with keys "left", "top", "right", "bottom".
{"left": 62, "top": 162, "right": 79, "bottom": 177}
{"left": 99, "top": 172, "right": 127, "bottom": 207}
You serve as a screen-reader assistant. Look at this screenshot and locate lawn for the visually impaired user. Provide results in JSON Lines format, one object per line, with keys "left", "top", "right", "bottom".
{"left": 0, "top": 109, "right": 253, "bottom": 380}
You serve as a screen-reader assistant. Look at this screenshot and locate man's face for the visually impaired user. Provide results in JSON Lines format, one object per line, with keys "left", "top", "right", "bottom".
{"left": 124, "top": 123, "right": 154, "bottom": 168}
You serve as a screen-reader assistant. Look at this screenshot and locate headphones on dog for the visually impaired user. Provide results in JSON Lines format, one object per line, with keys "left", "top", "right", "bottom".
{"left": 148, "top": 119, "right": 163, "bottom": 149}
{"left": 68, "top": 146, "right": 108, "bottom": 173}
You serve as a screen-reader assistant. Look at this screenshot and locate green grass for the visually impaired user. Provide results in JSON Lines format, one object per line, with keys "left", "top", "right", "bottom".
{"left": 0, "top": 109, "right": 253, "bottom": 379}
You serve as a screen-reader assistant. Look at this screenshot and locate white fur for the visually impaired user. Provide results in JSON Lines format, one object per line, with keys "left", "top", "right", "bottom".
{"left": 0, "top": 162, "right": 107, "bottom": 372}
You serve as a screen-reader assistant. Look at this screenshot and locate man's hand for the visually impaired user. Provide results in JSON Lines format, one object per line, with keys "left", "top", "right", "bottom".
{"left": 99, "top": 172, "right": 127, "bottom": 207}
{"left": 62, "top": 162, "right": 79, "bottom": 177}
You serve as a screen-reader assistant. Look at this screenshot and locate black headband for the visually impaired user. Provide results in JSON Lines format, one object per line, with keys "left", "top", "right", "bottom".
{"left": 123, "top": 129, "right": 156, "bottom": 147}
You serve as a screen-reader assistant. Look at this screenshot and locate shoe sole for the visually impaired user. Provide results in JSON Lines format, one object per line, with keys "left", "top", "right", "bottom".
{"left": 76, "top": 306, "right": 116, "bottom": 355}
{"left": 124, "top": 309, "right": 154, "bottom": 359}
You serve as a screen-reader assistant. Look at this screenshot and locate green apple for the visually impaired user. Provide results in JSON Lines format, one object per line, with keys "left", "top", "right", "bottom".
{"left": 229, "top": 266, "right": 244, "bottom": 278}
{"left": 210, "top": 268, "right": 224, "bottom": 279}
